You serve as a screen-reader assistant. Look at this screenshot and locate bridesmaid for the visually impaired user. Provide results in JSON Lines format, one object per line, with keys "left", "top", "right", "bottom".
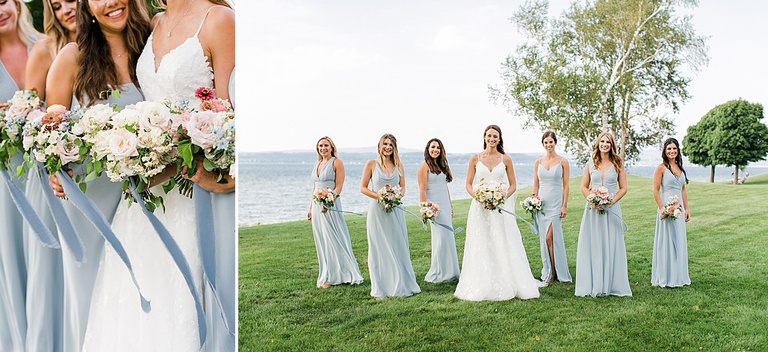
{"left": 651, "top": 138, "right": 691, "bottom": 287}
{"left": 23, "top": 0, "right": 78, "bottom": 349}
{"left": 574, "top": 132, "right": 632, "bottom": 297}
{"left": 45, "top": 0, "right": 150, "bottom": 350}
{"left": 0, "top": 1, "right": 41, "bottom": 350}
{"left": 306, "top": 136, "right": 364, "bottom": 288}
{"left": 531, "top": 131, "right": 572, "bottom": 284}
{"left": 360, "top": 134, "right": 420, "bottom": 299}
{"left": 417, "top": 138, "right": 460, "bottom": 283}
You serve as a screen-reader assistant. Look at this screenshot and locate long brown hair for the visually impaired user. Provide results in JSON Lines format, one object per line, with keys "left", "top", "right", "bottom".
{"left": 315, "top": 136, "right": 338, "bottom": 161}
{"left": 43, "top": 0, "right": 75, "bottom": 57}
{"left": 661, "top": 138, "right": 688, "bottom": 184}
{"left": 483, "top": 125, "right": 505, "bottom": 154}
{"left": 73, "top": 0, "right": 151, "bottom": 106}
{"left": 377, "top": 133, "right": 401, "bottom": 169}
{"left": 591, "top": 132, "right": 623, "bottom": 171}
{"left": 423, "top": 138, "right": 452, "bottom": 182}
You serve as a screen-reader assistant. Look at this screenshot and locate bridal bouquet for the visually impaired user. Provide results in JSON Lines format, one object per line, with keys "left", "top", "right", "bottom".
{"left": 377, "top": 184, "right": 403, "bottom": 212}
{"left": 22, "top": 104, "right": 88, "bottom": 183}
{"left": 661, "top": 195, "right": 682, "bottom": 221}
{"left": 419, "top": 201, "right": 439, "bottom": 224}
{"left": 520, "top": 195, "right": 544, "bottom": 216}
{"left": 79, "top": 101, "right": 176, "bottom": 212}
{"left": 312, "top": 187, "right": 338, "bottom": 213}
{"left": 474, "top": 178, "right": 507, "bottom": 211}
{"left": 586, "top": 186, "right": 613, "bottom": 214}
{"left": 172, "top": 87, "right": 236, "bottom": 195}
{"left": 1, "top": 90, "right": 43, "bottom": 171}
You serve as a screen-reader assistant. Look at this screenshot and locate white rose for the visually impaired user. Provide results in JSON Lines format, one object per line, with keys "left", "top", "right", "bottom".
{"left": 57, "top": 135, "right": 81, "bottom": 165}
{"left": 135, "top": 101, "right": 173, "bottom": 132}
{"left": 186, "top": 110, "right": 219, "bottom": 149}
{"left": 108, "top": 129, "right": 139, "bottom": 160}
{"left": 82, "top": 104, "right": 116, "bottom": 128}
{"left": 26, "top": 109, "right": 46, "bottom": 124}
{"left": 111, "top": 107, "right": 140, "bottom": 128}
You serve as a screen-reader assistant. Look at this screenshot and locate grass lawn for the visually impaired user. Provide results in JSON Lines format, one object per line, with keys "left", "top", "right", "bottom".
{"left": 238, "top": 173, "right": 768, "bottom": 351}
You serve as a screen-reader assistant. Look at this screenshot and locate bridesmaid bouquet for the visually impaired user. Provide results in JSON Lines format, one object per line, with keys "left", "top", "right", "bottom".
{"left": 78, "top": 101, "right": 176, "bottom": 212}
{"left": 419, "top": 201, "right": 439, "bottom": 224}
{"left": 520, "top": 195, "right": 544, "bottom": 216}
{"left": 172, "top": 86, "right": 236, "bottom": 196}
{"left": 21, "top": 104, "right": 89, "bottom": 184}
{"left": 377, "top": 184, "right": 403, "bottom": 212}
{"left": 1, "top": 90, "right": 43, "bottom": 172}
{"left": 312, "top": 187, "right": 338, "bottom": 213}
{"left": 661, "top": 195, "right": 682, "bottom": 220}
{"left": 474, "top": 178, "right": 507, "bottom": 211}
{"left": 586, "top": 186, "right": 613, "bottom": 214}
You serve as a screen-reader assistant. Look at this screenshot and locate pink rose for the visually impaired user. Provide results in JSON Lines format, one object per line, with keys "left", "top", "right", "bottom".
{"left": 57, "top": 135, "right": 81, "bottom": 165}
{"left": 185, "top": 111, "right": 219, "bottom": 149}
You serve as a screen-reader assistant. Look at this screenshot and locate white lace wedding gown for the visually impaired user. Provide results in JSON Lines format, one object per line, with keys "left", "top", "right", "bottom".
{"left": 81, "top": 16, "right": 215, "bottom": 351}
{"left": 454, "top": 161, "right": 540, "bottom": 301}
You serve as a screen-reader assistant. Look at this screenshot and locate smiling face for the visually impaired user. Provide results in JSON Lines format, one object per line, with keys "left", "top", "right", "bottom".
{"left": 317, "top": 138, "right": 333, "bottom": 158}
{"left": 484, "top": 128, "right": 500, "bottom": 149}
{"left": 664, "top": 142, "right": 679, "bottom": 160}
{"left": 598, "top": 135, "right": 613, "bottom": 153}
{"left": 52, "top": 0, "right": 78, "bottom": 32}
{"left": 88, "top": 0, "right": 129, "bottom": 33}
{"left": 428, "top": 141, "right": 441, "bottom": 159}
{"left": 542, "top": 136, "right": 556, "bottom": 152}
{"left": 380, "top": 138, "right": 394, "bottom": 157}
{"left": 0, "top": 0, "right": 20, "bottom": 36}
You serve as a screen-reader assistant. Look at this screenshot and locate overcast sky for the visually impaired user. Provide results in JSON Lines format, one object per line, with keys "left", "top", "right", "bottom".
{"left": 237, "top": 0, "right": 768, "bottom": 154}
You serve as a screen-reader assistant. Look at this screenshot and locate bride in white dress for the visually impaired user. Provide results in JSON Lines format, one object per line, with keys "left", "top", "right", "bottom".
{"left": 82, "top": 0, "right": 235, "bottom": 350}
{"left": 454, "top": 125, "right": 541, "bottom": 301}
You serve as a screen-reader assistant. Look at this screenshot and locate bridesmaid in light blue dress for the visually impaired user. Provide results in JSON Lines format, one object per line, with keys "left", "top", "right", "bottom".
{"left": 575, "top": 132, "right": 632, "bottom": 297}
{"left": 360, "top": 134, "right": 420, "bottom": 298}
{"left": 651, "top": 138, "right": 691, "bottom": 287}
{"left": 417, "top": 138, "right": 459, "bottom": 283}
{"left": 0, "top": 4, "right": 41, "bottom": 349}
{"left": 307, "top": 136, "right": 364, "bottom": 287}
{"left": 531, "top": 131, "right": 572, "bottom": 284}
{"left": 44, "top": 1, "right": 150, "bottom": 349}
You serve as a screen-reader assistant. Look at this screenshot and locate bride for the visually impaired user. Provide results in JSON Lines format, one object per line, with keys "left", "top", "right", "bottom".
{"left": 81, "top": 0, "right": 234, "bottom": 350}
{"left": 454, "top": 125, "right": 541, "bottom": 301}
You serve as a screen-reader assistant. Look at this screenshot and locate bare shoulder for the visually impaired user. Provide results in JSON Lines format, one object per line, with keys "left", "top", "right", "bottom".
{"left": 205, "top": 5, "right": 235, "bottom": 29}
{"left": 30, "top": 37, "right": 53, "bottom": 56}
{"left": 502, "top": 154, "right": 514, "bottom": 164}
{"left": 333, "top": 157, "right": 344, "bottom": 167}
{"left": 150, "top": 12, "right": 164, "bottom": 29}
{"left": 51, "top": 43, "right": 79, "bottom": 67}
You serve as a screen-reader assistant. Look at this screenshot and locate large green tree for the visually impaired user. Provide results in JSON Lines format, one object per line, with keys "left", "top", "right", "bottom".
{"left": 682, "top": 99, "right": 768, "bottom": 184}
{"left": 490, "top": 0, "right": 708, "bottom": 164}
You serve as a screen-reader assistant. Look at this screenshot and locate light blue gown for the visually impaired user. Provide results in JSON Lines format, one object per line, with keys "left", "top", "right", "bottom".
{"left": 574, "top": 162, "right": 631, "bottom": 297}
{"left": 423, "top": 171, "right": 460, "bottom": 283}
{"left": 23, "top": 164, "right": 63, "bottom": 352}
{"left": 60, "top": 84, "right": 144, "bottom": 352}
{"left": 204, "top": 190, "right": 236, "bottom": 352}
{"left": 536, "top": 160, "right": 572, "bottom": 283}
{"left": 0, "top": 56, "right": 29, "bottom": 352}
{"left": 310, "top": 157, "right": 364, "bottom": 286}
{"left": 651, "top": 168, "right": 691, "bottom": 287}
{"left": 366, "top": 165, "right": 420, "bottom": 298}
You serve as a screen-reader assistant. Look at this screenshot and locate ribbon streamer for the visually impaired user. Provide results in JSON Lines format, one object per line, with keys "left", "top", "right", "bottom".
{"left": 194, "top": 184, "right": 234, "bottom": 338}
{"left": 38, "top": 166, "right": 83, "bottom": 261}
{"left": 1, "top": 168, "right": 59, "bottom": 248}
{"left": 429, "top": 220, "right": 463, "bottom": 234}
{"left": 322, "top": 205, "right": 363, "bottom": 216}
{"left": 128, "top": 180, "right": 206, "bottom": 348}
{"left": 396, "top": 205, "right": 428, "bottom": 230}
{"left": 57, "top": 170, "right": 151, "bottom": 312}
{"left": 498, "top": 207, "right": 539, "bottom": 235}
{"left": 602, "top": 206, "right": 629, "bottom": 233}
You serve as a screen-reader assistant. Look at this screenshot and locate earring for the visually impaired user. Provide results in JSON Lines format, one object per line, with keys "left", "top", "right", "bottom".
{"left": 92, "top": 19, "right": 95, "bottom": 23}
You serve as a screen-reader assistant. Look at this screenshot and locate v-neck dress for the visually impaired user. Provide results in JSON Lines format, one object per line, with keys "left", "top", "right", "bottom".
{"left": 651, "top": 168, "right": 691, "bottom": 287}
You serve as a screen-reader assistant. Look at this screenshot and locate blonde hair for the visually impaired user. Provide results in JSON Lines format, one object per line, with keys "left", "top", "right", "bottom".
{"left": 16, "top": 0, "right": 41, "bottom": 47}
{"left": 43, "top": 0, "right": 74, "bottom": 57}
{"left": 315, "top": 136, "right": 338, "bottom": 161}
{"left": 591, "top": 132, "right": 623, "bottom": 171}
{"left": 377, "top": 134, "right": 401, "bottom": 169}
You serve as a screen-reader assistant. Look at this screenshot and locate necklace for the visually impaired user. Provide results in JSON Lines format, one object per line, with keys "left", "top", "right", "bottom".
{"left": 166, "top": 0, "right": 195, "bottom": 37}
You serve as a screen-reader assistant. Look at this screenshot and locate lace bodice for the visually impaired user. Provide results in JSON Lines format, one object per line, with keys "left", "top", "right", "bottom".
{"left": 136, "top": 16, "right": 214, "bottom": 102}
{"left": 475, "top": 161, "right": 508, "bottom": 185}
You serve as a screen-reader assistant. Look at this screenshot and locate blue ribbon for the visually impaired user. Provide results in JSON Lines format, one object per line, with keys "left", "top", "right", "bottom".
{"left": 395, "top": 205, "right": 463, "bottom": 234}
{"left": 194, "top": 184, "right": 234, "bottom": 338}
{"left": 429, "top": 220, "right": 463, "bottom": 234}
{"left": 57, "top": 169, "right": 151, "bottom": 312}
{"left": 128, "top": 180, "right": 206, "bottom": 348}
{"left": 38, "top": 166, "right": 83, "bottom": 261}
{"left": 532, "top": 213, "right": 540, "bottom": 237}
{"left": 1, "top": 168, "right": 60, "bottom": 248}
{"left": 322, "top": 205, "right": 363, "bottom": 216}
{"left": 396, "top": 205, "right": 428, "bottom": 230}
{"left": 602, "top": 206, "right": 629, "bottom": 233}
{"left": 497, "top": 207, "right": 539, "bottom": 235}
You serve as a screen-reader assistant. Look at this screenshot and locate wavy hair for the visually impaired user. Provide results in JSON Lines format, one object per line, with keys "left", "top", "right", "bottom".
{"left": 73, "top": 0, "right": 151, "bottom": 106}
{"left": 43, "top": 0, "right": 75, "bottom": 57}
{"left": 13, "top": 0, "right": 40, "bottom": 47}
{"left": 315, "top": 136, "right": 338, "bottom": 161}
{"left": 591, "top": 132, "right": 623, "bottom": 171}
{"left": 661, "top": 138, "right": 688, "bottom": 184}
{"left": 423, "top": 138, "right": 452, "bottom": 182}
{"left": 483, "top": 125, "right": 505, "bottom": 154}
{"left": 377, "top": 133, "right": 401, "bottom": 169}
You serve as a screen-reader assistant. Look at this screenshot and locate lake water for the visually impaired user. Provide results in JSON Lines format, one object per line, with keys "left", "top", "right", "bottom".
{"left": 238, "top": 151, "right": 767, "bottom": 226}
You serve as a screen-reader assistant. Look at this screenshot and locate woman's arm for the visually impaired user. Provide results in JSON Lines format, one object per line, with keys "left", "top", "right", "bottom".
{"left": 360, "top": 160, "right": 378, "bottom": 200}
{"left": 682, "top": 183, "right": 690, "bottom": 222}
{"left": 611, "top": 166, "right": 628, "bottom": 205}
{"left": 332, "top": 158, "right": 345, "bottom": 195}
{"left": 531, "top": 159, "right": 540, "bottom": 196}
{"left": 417, "top": 163, "right": 428, "bottom": 203}
{"left": 561, "top": 158, "right": 570, "bottom": 217}
{"left": 24, "top": 37, "right": 53, "bottom": 100}
{"left": 580, "top": 165, "right": 591, "bottom": 199}
{"left": 503, "top": 155, "right": 517, "bottom": 198}
{"left": 397, "top": 165, "right": 406, "bottom": 194}
{"left": 465, "top": 155, "right": 478, "bottom": 198}
{"left": 652, "top": 164, "right": 665, "bottom": 212}
{"left": 45, "top": 43, "right": 77, "bottom": 108}
{"left": 202, "top": 7, "right": 235, "bottom": 101}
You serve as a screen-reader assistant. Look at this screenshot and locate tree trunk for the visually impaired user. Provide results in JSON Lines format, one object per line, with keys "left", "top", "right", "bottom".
{"left": 709, "top": 164, "right": 715, "bottom": 183}
{"left": 733, "top": 165, "right": 739, "bottom": 185}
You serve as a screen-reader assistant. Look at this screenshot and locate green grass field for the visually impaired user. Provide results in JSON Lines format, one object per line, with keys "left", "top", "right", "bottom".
{"left": 239, "top": 173, "right": 768, "bottom": 351}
